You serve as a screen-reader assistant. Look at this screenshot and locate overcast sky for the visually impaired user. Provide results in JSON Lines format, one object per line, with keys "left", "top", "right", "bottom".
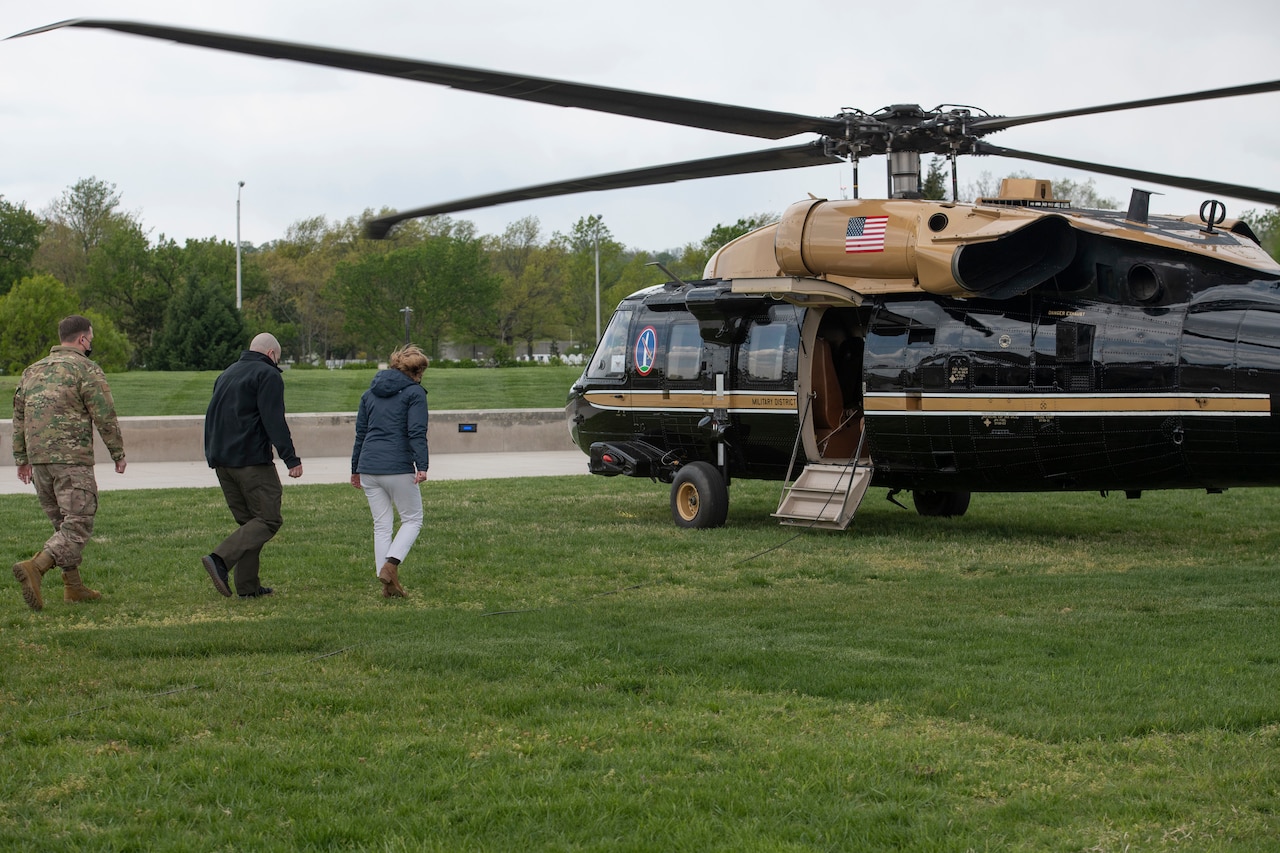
{"left": 3, "top": 0, "right": 1278, "bottom": 253}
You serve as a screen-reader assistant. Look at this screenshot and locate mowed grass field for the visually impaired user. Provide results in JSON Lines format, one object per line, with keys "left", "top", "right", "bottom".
{"left": 2, "top": 476, "right": 1278, "bottom": 851}
{"left": 0, "top": 365, "right": 584, "bottom": 418}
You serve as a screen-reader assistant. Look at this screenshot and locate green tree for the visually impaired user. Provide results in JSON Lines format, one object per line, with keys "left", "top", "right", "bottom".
{"left": 605, "top": 251, "right": 666, "bottom": 312}
{"left": 0, "top": 275, "right": 132, "bottom": 374}
{"left": 1238, "top": 208, "right": 1280, "bottom": 261}
{"left": 0, "top": 275, "right": 78, "bottom": 374}
{"left": 150, "top": 276, "right": 246, "bottom": 371}
{"left": 79, "top": 309, "right": 132, "bottom": 373}
{"left": 34, "top": 177, "right": 135, "bottom": 289}
{"left": 332, "top": 232, "right": 498, "bottom": 359}
{"left": 488, "top": 217, "right": 565, "bottom": 356}
{"left": 80, "top": 219, "right": 169, "bottom": 365}
{"left": 554, "top": 216, "right": 627, "bottom": 344}
{"left": 921, "top": 156, "right": 949, "bottom": 201}
{"left": 673, "top": 212, "right": 779, "bottom": 280}
{"left": 175, "top": 237, "right": 267, "bottom": 306}
{"left": 50, "top": 176, "right": 122, "bottom": 254}
{"left": 0, "top": 196, "right": 45, "bottom": 295}
{"left": 146, "top": 237, "right": 263, "bottom": 369}
{"left": 252, "top": 214, "right": 375, "bottom": 363}
{"left": 507, "top": 245, "right": 566, "bottom": 357}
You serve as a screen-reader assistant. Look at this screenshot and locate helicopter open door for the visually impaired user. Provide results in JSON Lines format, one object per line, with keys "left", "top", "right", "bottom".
{"left": 730, "top": 277, "right": 870, "bottom": 465}
{"left": 768, "top": 305, "right": 874, "bottom": 529}
{"left": 728, "top": 278, "right": 874, "bottom": 529}
{"left": 805, "top": 332, "right": 863, "bottom": 460}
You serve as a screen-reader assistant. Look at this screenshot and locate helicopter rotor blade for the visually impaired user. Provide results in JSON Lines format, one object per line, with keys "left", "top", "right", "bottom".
{"left": 10, "top": 19, "right": 844, "bottom": 140}
{"left": 15, "top": 19, "right": 1279, "bottom": 220}
{"left": 366, "top": 142, "right": 840, "bottom": 238}
{"left": 971, "top": 79, "right": 1280, "bottom": 134}
{"left": 973, "top": 141, "right": 1280, "bottom": 208}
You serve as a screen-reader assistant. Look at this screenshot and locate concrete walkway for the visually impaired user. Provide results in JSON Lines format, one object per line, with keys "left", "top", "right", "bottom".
{"left": 0, "top": 451, "right": 589, "bottom": 494}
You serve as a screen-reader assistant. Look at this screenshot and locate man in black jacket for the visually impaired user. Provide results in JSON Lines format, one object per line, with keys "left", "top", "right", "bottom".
{"left": 201, "top": 333, "right": 303, "bottom": 598}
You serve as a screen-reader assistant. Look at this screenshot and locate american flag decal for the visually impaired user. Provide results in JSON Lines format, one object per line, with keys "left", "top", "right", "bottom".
{"left": 845, "top": 215, "right": 888, "bottom": 253}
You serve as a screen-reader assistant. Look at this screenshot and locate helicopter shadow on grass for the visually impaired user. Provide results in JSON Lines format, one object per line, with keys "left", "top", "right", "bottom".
{"left": 716, "top": 482, "right": 1274, "bottom": 554}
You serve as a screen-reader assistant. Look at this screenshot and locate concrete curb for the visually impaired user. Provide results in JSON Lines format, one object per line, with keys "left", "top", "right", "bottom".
{"left": 0, "top": 451, "right": 590, "bottom": 494}
{"left": 1, "top": 408, "right": 575, "bottom": 466}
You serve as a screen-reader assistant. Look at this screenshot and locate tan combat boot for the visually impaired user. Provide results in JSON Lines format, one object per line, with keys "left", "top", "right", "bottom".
{"left": 378, "top": 562, "right": 407, "bottom": 598}
{"left": 13, "top": 551, "right": 56, "bottom": 611}
{"left": 62, "top": 569, "right": 102, "bottom": 603}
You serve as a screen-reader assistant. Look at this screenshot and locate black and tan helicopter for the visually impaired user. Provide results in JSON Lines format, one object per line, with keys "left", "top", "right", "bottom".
{"left": 15, "top": 19, "right": 1280, "bottom": 529}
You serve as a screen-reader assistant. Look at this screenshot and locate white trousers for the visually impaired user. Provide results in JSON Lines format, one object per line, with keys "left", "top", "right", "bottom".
{"left": 361, "top": 472, "right": 424, "bottom": 576}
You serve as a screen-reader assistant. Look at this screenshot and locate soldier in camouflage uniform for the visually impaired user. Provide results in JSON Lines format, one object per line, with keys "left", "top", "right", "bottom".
{"left": 11, "top": 315, "right": 127, "bottom": 611}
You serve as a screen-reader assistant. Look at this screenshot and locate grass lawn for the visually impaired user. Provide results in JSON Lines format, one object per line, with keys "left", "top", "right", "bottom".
{"left": 0, "top": 365, "right": 584, "bottom": 418}
{"left": 2, "top": 478, "right": 1278, "bottom": 850}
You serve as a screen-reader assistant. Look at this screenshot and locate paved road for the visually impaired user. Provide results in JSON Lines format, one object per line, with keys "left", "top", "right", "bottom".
{"left": 0, "top": 451, "right": 589, "bottom": 494}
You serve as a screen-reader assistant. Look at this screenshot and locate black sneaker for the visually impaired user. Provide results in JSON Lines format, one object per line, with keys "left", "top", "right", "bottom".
{"left": 238, "top": 586, "right": 274, "bottom": 598}
{"left": 202, "top": 554, "right": 231, "bottom": 597}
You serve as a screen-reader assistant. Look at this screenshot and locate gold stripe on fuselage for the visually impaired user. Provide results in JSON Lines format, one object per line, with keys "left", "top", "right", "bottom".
{"left": 582, "top": 390, "right": 798, "bottom": 414}
{"left": 864, "top": 392, "right": 1270, "bottom": 417}
{"left": 581, "top": 389, "right": 1270, "bottom": 417}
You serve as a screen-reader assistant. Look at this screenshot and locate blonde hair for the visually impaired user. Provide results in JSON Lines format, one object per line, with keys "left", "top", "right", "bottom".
{"left": 390, "top": 344, "right": 429, "bottom": 381}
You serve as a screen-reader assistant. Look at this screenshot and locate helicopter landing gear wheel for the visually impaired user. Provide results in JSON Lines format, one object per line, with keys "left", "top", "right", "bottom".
{"left": 912, "top": 490, "right": 971, "bottom": 518}
{"left": 670, "top": 462, "right": 729, "bottom": 529}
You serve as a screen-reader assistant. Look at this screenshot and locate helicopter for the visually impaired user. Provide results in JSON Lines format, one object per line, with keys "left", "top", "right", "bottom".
{"left": 14, "top": 19, "right": 1280, "bottom": 529}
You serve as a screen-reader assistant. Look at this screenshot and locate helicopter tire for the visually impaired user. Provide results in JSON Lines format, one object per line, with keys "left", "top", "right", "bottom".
{"left": 912, "top": 490, "right": 971, "bottom": 518}
{"left": 670, "top": 462, "right": 729, "bottom": 529}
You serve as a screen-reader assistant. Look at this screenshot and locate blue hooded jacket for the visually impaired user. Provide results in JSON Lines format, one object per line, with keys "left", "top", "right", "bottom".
{"left": 351, "top": 369, "right": 429, "bottom": 475}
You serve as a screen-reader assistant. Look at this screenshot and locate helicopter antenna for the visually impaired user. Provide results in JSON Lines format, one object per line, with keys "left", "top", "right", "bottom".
{"left": 647, "top": 261, "right": 688, "bottom": 287}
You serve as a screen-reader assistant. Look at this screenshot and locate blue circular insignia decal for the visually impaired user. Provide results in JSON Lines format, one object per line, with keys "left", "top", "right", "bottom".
{"left": 634, "top": 326, "right": 657, "bottom": 376}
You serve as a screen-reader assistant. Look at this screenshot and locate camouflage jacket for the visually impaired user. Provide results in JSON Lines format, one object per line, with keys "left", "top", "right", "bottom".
{"left": 12, "top": 346, "right": 125, "bottom": 466}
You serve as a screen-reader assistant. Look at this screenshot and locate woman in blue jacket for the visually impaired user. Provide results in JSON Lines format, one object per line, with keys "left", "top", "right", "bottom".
{"left": 350, "top": 345, "right": 429, "bottom": 597}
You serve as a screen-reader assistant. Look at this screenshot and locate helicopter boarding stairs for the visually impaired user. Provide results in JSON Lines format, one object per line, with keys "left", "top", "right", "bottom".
{"left": 772, "top": 400, "right": 873, "bottom": 531}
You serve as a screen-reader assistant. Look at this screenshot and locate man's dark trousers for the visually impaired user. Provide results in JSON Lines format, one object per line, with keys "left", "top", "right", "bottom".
{"left": 213, "top": 464, "right": 283, "bottom": 596}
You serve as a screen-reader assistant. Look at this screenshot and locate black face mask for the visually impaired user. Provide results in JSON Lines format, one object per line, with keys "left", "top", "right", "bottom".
{"left": 84, "top": 347, "right": 93, "bottom": 359}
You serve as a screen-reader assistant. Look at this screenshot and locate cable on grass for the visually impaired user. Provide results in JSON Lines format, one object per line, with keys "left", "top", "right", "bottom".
{"left": 732, "top": 460, "right": 857, "bottom": 567}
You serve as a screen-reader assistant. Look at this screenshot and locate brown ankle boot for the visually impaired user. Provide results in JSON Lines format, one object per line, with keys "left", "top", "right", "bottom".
{"left": 62, "top": 568, "right": 102, "bottom": 603}
{"left": 13, "top": 551, "right": 56, "bottom": 611}
{"left": 378, "top": 562, "right": 406, "bottom": 598}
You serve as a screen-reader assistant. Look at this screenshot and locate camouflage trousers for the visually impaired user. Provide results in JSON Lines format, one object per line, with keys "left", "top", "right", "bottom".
{"left": 31, "top": 463, "right": 99, "bottom": 570}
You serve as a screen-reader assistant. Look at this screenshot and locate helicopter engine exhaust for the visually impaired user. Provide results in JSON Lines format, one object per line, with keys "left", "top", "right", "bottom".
{"left": 767, "top": 198, "right": 1075, "bottom": 300}
{"left": 951, "top": 216, "right": 1076, "bottom": 299}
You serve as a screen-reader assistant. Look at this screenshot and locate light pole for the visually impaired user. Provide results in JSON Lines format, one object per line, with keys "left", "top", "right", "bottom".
{"left": 400, "top": 306, "right": 413, "bottom": 345}
{"left": 235, "top": 181, "right": 245, "bottom": 310}
{"left": 593, "top": 218, "right": 601, "bottom": 344}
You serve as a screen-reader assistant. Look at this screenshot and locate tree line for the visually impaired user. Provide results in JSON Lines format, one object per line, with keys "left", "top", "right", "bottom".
{"left": 2, "top": 174, "right": 1276, "bottom": 374}
{"left": 0, "top": 177, "right": 776, "bottom": 373}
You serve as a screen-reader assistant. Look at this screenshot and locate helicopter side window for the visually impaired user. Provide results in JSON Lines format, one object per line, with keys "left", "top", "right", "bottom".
{"left": 586, "top": 308, "right": 634, "bottom": 379}
{"left": 742, "top": 322, "right": 794, "bottom": 383}
{"left": 666, "top": 321, "right": 703, "bottom": 380}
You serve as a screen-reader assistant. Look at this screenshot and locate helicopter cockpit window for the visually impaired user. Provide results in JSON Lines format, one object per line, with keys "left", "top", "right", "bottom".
{"left": 666, "top": 321, "right": 703, "bottom": 380}
{"left": 586, "top": 308, "right": 634, "bottom": 379}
